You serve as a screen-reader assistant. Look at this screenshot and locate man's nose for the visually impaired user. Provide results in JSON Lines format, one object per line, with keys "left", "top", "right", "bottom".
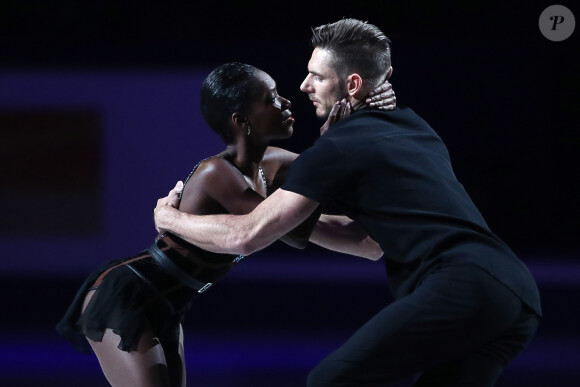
{"left": 300, "top": 76, "right": 312, "bottom": 93}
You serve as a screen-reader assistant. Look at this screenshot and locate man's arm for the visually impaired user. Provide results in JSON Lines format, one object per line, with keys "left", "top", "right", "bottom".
{"left": 155, "top": 188, "right": 320, "bottom": 256}
{"left": 310, "top": 214, "right": 384, "bottom": 261}
{"left": 261, "top": 146, "right": 321, "bottom": 249}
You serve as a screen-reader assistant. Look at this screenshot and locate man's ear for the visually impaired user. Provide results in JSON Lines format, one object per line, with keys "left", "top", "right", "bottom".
{"left": 346, "top": 73, "right": 363, "bottom": 97}
{"left": 386, "top": 66, "right": 393, "bottom": 80}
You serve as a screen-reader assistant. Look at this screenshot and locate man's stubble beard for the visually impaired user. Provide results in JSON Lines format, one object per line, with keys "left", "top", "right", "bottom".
{"left": 318, "top": 84, "right": 347, "bottom": 120}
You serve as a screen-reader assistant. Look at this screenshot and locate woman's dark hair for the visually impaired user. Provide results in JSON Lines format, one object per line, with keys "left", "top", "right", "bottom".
{"left": 200, "top": 62, "right": 258, "bottom": 144}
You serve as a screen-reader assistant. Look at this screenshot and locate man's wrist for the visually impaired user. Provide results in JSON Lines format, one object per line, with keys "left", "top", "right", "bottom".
{"left": 156, "top": 206, "right": 178, "bottom": 232}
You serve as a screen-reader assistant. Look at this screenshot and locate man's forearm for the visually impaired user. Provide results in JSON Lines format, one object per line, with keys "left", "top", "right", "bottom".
{"left": 310, "top": 214, "right": 384, "bottom": 260}
{"left": 156, "top": 206, "right": 255, "bottom": 255}
{"left": 154, "top": 188, "right": 320, "bottom": 256}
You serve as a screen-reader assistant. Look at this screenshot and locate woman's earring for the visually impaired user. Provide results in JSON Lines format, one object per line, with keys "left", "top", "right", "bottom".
{"left": 247, "top": 125, "right": 251, "bottom": 136}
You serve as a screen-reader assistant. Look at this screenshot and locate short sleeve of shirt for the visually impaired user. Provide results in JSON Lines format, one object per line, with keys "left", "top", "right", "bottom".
{"left": 281, "top": 140, "right": 344, "bottom": 204}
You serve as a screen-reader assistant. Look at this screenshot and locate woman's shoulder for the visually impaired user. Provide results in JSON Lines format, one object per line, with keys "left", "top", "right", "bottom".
{"left": 179, "top": 155, "right": 246, "bottom": 210}
{"left": 263, "top": 146, "right": 299, "bottom": 167}
{"left": 195, "top": 156, "right": 238, "bottom": 176}
{"left": 261, "top": 147, "right": 300, "bottom": 187}
{"left": 183, "top": 156, "right": 243, "bottom": 190}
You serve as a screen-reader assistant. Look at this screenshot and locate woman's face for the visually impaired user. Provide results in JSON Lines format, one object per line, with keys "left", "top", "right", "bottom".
{"left": 245, "top": 70, "right": 294, "bottom": 141}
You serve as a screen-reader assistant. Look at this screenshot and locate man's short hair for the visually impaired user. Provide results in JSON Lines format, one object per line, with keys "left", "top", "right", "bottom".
{"left": 311, "top": 18, "right": 391, "bottom": 88}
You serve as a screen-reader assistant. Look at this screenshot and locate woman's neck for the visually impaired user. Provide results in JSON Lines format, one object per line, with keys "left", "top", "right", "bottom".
{"left": 223, "top": 142, "right": 267, "bottom": 178}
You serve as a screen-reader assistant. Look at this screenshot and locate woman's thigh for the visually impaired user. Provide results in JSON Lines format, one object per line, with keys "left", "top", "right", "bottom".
{"left": 88, "top": 327, "right": 174, "bottom": 387}
{"left": 82, "top": 289, "right": 185, "bottom": 387}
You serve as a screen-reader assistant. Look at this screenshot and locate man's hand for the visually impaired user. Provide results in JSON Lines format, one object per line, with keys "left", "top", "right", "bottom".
{"left": 154, "top": 181, "right": 183, "bottom": 232}
{"left": 365, "top": 81, "right": 396, "bottom": 110}
{"left": 320, "top": 98, "right": 351, "bottom": 136}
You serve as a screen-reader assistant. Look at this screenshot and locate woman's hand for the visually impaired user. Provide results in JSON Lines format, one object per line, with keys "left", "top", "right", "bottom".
{"left": 320, "top": 98, "right": 351, "bottom": 136}
{"left": 365, "top": 81, "right": 396, "bottom": 110}
{"left": 318, "top": 80, "right": 396, "bottom": 137}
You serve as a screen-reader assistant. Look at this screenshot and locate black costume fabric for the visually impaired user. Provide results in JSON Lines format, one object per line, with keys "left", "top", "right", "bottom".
{"left": 283, "top": 107, "right": 540, "bottom": 315}
{"left": 57, "top": 232, "right": 241, "bottom": 354}
{"left": 282, "top": 107, "right": 541, "bottom": 386}
{"left": 307, "top": 262, "right": 539, "bottom": 386}
{"left": 58, "top": 157, "right": 244, "bottom": 354}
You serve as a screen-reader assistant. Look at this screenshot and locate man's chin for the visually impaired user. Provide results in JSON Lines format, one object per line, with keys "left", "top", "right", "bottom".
{"left": 316, "top": 108, "right": 330, "bottom": 120}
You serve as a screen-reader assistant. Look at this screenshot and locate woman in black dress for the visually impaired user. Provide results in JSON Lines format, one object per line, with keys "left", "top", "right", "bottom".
{"left": 57, "top": 62, "right": 395, "bottom": 387}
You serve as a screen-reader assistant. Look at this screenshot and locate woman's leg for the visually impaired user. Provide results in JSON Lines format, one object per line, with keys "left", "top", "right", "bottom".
{"left": 81, "top": 289, "right": 180, "bottom": 387}
{"left": 88, "top": 327, "right": 173, "bottom": 387}
{"left": 162, "top": 324, "right": 186, "bottom": 387}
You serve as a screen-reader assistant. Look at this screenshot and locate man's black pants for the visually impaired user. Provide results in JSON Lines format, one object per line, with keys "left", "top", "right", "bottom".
{"left": 307, "top": 262, "right": 540, "bottom": 387}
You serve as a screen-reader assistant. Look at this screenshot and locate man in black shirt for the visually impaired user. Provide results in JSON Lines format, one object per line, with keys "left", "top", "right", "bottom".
{"left": 155, "top": 18, "right": 541, "bottom": 386}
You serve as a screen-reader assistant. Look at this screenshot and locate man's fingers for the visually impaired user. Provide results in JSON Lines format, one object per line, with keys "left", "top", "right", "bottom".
{"left": 170, "top": 181, "right": 183, "bottom": 194}
{"left": 155, "top": 181, "right": 184, "bottom": 213}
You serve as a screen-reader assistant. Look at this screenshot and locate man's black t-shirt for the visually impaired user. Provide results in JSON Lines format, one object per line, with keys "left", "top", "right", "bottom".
{"left": 282, "top": 107, "right": 540, "bottom": 315}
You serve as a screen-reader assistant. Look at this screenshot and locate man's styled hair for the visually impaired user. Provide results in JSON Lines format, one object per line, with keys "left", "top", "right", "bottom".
{"left": 311, "top": 18, "right": 391, "bottom": 88}
{"left": 200, "top": 62, "right": 258, "bottom": 144}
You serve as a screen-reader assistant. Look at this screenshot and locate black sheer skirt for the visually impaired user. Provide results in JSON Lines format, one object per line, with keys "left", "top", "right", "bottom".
{"left": 57, "top": 234, "right": 239, "bottom": 354}
{"left": 56, "top": 251, "right": 197, "bottom": 353}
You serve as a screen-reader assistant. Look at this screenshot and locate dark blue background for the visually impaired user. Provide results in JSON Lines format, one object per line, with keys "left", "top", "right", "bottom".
{"left": 0, "top": 1, "right": 578, "bottom": 385}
